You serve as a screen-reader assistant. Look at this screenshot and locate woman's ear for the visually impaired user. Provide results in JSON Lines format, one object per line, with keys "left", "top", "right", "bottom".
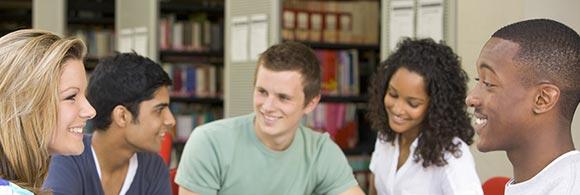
{"left": 532, "top": 84, "right": 560, "bottom": 114}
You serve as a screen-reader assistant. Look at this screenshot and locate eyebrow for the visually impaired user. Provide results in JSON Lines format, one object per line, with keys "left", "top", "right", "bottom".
{"left": 256, "top": 86, "right": 293, "bottom": 99}
{"left": 154, "top": 103, "right": 170, "bottom": 109}
{"left": 59, "top": 87, "right": 80, "bottom": 93}
{"left": 479, "top": 62, "right": 497, "bottom": 75}
{"left": 388, "top": 85, "right": 427, "bottom": 102}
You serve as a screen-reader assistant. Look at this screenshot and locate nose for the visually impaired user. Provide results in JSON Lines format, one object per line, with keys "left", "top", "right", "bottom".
{"left": 261, "top": 95, "right": 276, "bottom": 113}
{"left": 164, "top": 109, "right": 176, "bottom": 127}
{"left": 388, "top": 99, "right": 404, "bottom": 116}
{"left": 465, "top": 90, "right": 480, "bottom": 108}
{"left": 81, "top": 97, "right": 96, "bottom": 120}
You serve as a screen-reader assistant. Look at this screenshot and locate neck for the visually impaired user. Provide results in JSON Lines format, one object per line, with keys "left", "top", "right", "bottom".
{"left": 92, "top": 130, "right": 136, "bottom": 173}
{"left": 507, "top": 124, "right": 574, "bottom": 183}
{"left": 254, "top": 124, "right": 298, "bottom": 152}
{"left": 399, "top": 128, "right": 420, "bottom": 147}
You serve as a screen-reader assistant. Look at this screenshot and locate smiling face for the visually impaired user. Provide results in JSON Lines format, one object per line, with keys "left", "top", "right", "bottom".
{"left": 49, "top": 59, "right": 96, "bottom": 155}
{"left": 466, "top": 38, "right": 536, "bottom": 152}
{"left": 253, "top": 66, "right": 318, "bottom": 147}
{"left": 124, "top": 86, "right": 175, "bottom": 153}
{"left": 384, "top": 67, "right": 430, "bottom": 138}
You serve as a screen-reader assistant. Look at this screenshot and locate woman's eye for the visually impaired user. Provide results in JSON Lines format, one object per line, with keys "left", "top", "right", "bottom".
{"left": 65, "top": 94, "right": 77, "bottom": 101}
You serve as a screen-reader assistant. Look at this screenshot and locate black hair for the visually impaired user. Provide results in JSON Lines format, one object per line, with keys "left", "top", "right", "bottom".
{"left": 87, "top": 52, "right": 172, "bottom": 130}
{"left": 492, "top": 18, "right": 580, "bottom": 121}
{"left": 367, "top": 38, "right": 474, "bottom": 167}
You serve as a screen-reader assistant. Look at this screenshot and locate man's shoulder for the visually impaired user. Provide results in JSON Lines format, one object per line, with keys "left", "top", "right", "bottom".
{"left": 192, "top": 113, "right": 253, "bottom": 138}
{"left": 443, "top": 137, "right": 476, "bottom": 162}
{"left": 548, "top": 151, "right": 580, "bottom": 173}
{"left": 137, "top": 151, "right": 166, "bottom": 165}
{"left": 510, "top": 151, "right": 580, "bottom": 194}
{"left": 299, "top": 126, "right": 333, "bottom": 146}
{"left": 298, "top": 126, "right": 344, "bottom": 158}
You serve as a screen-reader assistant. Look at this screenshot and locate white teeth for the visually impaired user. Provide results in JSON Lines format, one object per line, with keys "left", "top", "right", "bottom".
{"left": 160, "top": 131, "right": 166, "bottom": 137}
{"left": 392, "top": 115, "right": 405, "bottom": 123}
{"left": 68, "top": 127, "right": 83, "bottom": 134}
{"left": 264, "top": 115, "right": 278, "bottom": 121}
{"left": 475, "top": 118, "right": 487, "bottom": 125}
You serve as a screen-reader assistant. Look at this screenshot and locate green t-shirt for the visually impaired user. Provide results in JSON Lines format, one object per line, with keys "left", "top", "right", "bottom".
{"left": 175, "top": 113, "right": 358, "bottom": 195}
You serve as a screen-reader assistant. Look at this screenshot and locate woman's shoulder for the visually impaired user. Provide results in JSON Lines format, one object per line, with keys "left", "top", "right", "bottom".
{"left": 0, "top": 178, "right": 34, "bottom": 195}
{"left": 443, "top": 137, "right": 476, "bottom": 164}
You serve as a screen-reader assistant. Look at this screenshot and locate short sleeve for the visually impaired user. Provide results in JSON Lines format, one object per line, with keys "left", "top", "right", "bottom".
{"left": 440, "top": 142, "right": 483, "bottom": 195}
{"left": 175, "top": 127, "right": 221, "bottom": 195}
{"left": 314, "top": 137, "right": 359, "bottom": 194}
{"left": 43, "top": 155, "right": 84, "bottom": 195}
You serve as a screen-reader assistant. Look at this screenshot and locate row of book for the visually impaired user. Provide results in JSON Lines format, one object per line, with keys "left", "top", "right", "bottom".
{"left": 69, "top": 28, "right": 116, "bottom": 59}
{"left": 163, "top": 63, "right": 223, "bottom": 98}
{"left": 282, "top": 1, "right": 379, "bottom": 45}
{"left": 316, "top": 49, "right": 360, "bottom": 96}
{"left": 159, "top": 13, "right": 223, "bottom": 52}
{"left": 171, "top": 103, "right": 360, "bottom": 150}
{"left": 304, "top": 103, "right": 359, "bottom": 150}
{"left": 171, "top": 105, "right": 223, "bottom": 142}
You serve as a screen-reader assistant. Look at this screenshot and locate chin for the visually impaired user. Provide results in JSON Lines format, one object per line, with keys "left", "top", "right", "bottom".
{"left": 51, "top": 145, "right": 84, "bottom": 156}
{"left": 149, "top": 146, "right": 161, "bottom": 153}
{"left": 389, "top": 126, "right": 406, "bottom": 134}
{"left": 476, "top": 141, "right": 494, "bottom": 153}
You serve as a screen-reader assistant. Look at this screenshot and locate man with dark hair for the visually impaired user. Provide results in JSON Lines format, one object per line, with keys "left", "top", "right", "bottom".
{"left": 466, "top": 19, "right": 580, "bottom": 194}
{"left": 43, "top": 52, "right": 176, "bottom": 195}
{"left": 175, "top": 42, "right": 364, "bottom": 195}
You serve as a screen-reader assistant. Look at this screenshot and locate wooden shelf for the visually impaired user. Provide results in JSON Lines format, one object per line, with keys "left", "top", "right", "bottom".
{"left": 160, "top": 2, "right": 223, "bottom": 14}
{"left": 171, "top": 96, "right": 223, "bottom": 105}
{"left": 0, "top": 0, "right": 31, "bottom": 9}
{"left": 287, "top": 41, "right": 380, "bottom": 51}
{"left": 0, "top": 1, "right": 32, "bottom": 37}
{"left": 67, "top": 0, "right": 114, "bottom": 26}
{"left": 68, "top": 0, "right": 114, "bottom": 12}
{"left": 160, "top": 50, "right": 223, "bottom": 58}
{"left": 68, "top": 18, "right": 114, "bottom": 25}
{"left": 160, "top": 50, "right": 224, "bottom": 64}
{"left": 320, "top": 95, "right": 368, "bottom": 103}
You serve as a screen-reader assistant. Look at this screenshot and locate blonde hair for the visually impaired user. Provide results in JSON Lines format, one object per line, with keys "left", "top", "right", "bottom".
{"left": 0, "top": 29, "right": 86, "bottom": 193}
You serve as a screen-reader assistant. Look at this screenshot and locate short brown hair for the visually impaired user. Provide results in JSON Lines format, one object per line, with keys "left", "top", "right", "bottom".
{"left": 256, "top": 42, "right": 321, "bottom": 105}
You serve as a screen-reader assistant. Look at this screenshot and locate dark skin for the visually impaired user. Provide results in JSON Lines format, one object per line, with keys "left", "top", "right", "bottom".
{"left": 466, "top": 37, "right": 575, "bottom": 183}
{"left": 384, "top": 68, "right": 429, "bottom": 170}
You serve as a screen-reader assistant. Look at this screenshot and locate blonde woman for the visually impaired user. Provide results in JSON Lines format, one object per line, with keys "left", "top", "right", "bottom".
{"left": 0, "top": 29, "right": 96, "bottom": 194}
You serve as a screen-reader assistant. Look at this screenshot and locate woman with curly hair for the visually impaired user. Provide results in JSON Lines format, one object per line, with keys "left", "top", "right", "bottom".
{"left": 367, "top": 38, "right": 482, "bottom": 195}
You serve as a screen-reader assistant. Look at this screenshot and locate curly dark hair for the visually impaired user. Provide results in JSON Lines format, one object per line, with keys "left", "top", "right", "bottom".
{"left": 366, "top": 38, "right": 474, "bottom": 168}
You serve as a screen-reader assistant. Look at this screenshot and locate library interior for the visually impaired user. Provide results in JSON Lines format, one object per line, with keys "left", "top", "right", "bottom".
{"left": 0, "top": 0, "right": 579, "bottom": 194}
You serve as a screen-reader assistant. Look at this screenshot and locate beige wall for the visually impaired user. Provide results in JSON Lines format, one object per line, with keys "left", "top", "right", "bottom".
{"left": 33, "top": 0, "right": 66, "bottom": 36}
{"left": 457, "top": 0, "right": 580, "bottom": 182}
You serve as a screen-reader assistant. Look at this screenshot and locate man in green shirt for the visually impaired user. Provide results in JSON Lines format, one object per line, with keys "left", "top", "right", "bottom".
{"left": 175, "top": 42, "right": 364, "bottom": 195}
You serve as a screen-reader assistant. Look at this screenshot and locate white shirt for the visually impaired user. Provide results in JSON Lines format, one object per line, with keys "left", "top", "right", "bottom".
{"left": 369, "top": 136, "right": 483, "bottom": 195}
{"left": 91, "top": 146, "right": 138, "bottom": 195}
{"left": 505, "top": 150, "right": 580, "bottom": 195}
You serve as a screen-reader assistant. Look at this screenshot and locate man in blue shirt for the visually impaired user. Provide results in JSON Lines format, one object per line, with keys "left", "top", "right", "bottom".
{"left": 43, "top": 52, "right": 175, "bottom": 195}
